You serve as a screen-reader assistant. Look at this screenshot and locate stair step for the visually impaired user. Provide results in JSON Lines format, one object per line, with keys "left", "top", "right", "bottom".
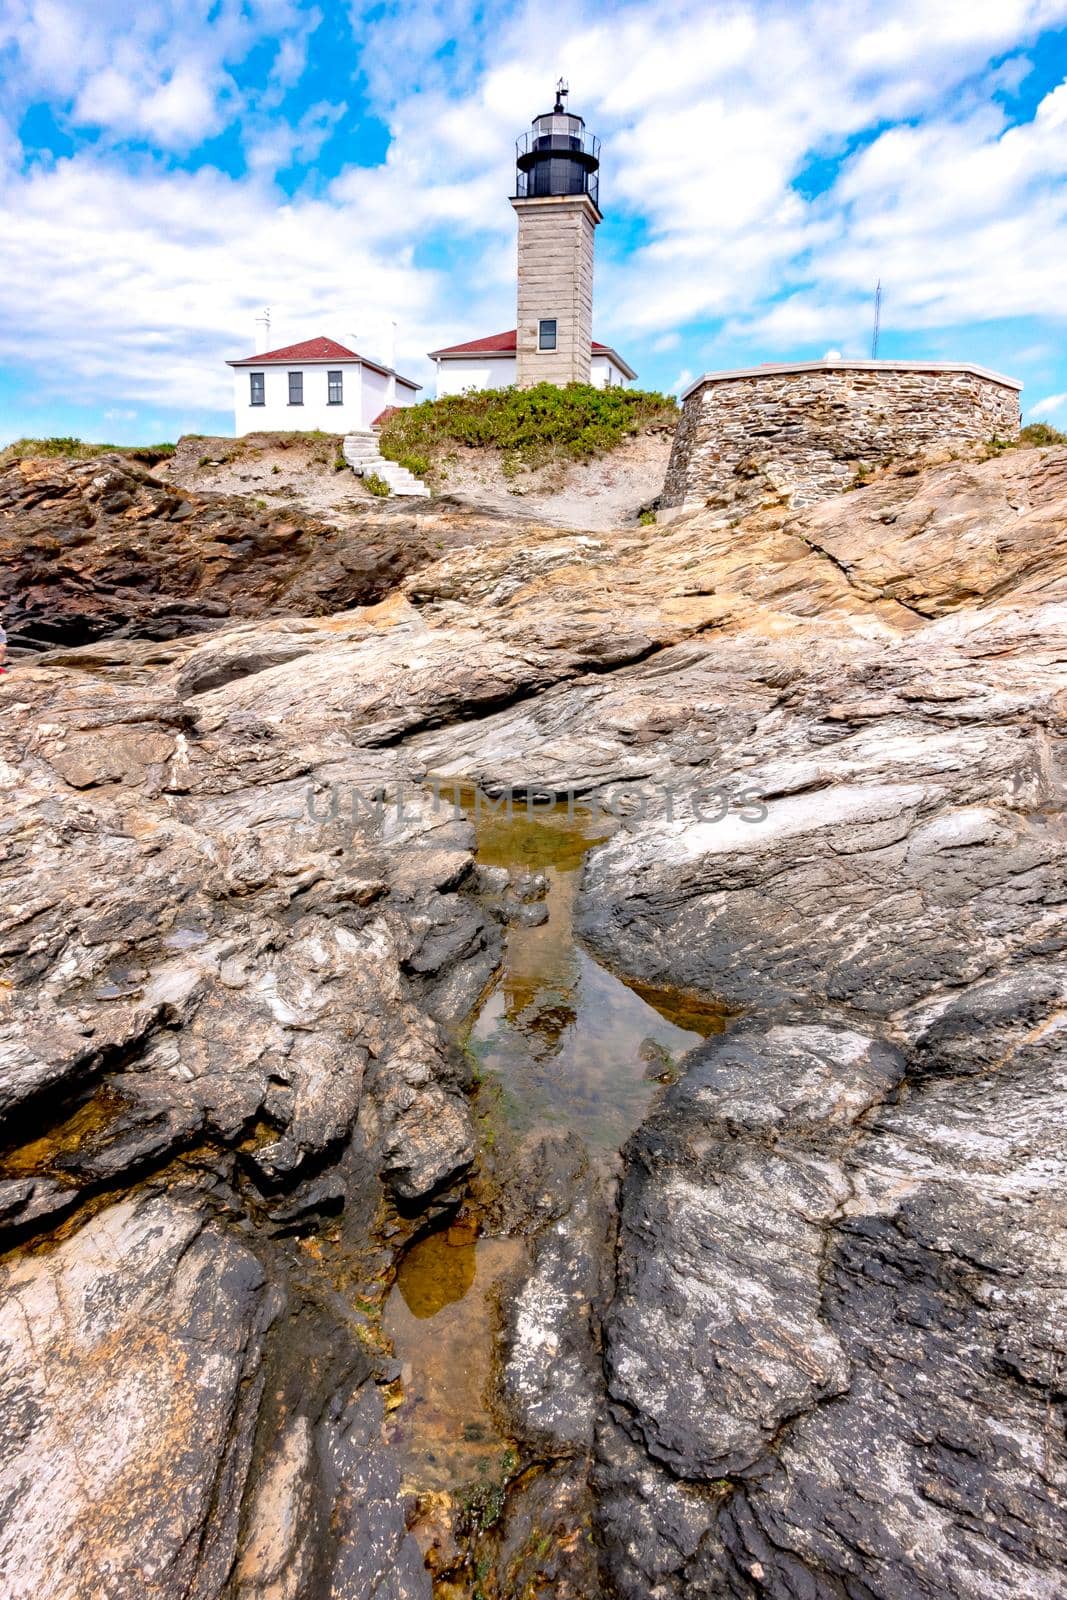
{"left": 341, "top": 434, "right": 429, "bottom": 496}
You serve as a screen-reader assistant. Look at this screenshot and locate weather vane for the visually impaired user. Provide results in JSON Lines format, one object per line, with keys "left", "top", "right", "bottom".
{"left": 554, "top": 78, "right": 569, "bottom": 112}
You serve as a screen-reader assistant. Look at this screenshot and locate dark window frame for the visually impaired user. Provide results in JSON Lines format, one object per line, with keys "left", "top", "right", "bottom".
{"left": 288, "top": 370, "right": 303, "bottom": 406}
{"left": 249, "top": 371, "right": 265, "bottom": 406}
{"left": 327, "top": 370, "right": 343, "bottom": 405}
{"left": 538, "top": 319, "right": 557, "bottom": 351}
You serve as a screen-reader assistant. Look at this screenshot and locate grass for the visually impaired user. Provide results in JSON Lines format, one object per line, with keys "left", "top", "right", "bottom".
{"left": 1018, "top": 420, "right": 1067, "bottom": 447}
{"left": 982, "top": 420, "right": 1067, "bottom": 458}
{"left": 363, "top": 470, "right": 390, "bottom": 497}
{"left": 378, "top": 382, "right": 677, "bottom": 481}
{"left": 0, "top": 435, "right": 176, "bottom": 466}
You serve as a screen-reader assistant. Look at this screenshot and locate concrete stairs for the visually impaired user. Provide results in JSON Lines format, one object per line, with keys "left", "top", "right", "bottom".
{"left": 342, "top": 432, "right": 430, "bottom": 498}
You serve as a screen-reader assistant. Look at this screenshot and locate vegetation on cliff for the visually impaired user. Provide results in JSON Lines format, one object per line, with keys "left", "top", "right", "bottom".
{"left": 0, "top": 435, "right": 176, "bottom": 466}
{"left": 377, "top": 382, "right": 677, "bottom": 480}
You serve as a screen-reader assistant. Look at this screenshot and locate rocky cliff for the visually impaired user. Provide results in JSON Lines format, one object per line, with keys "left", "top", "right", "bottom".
{"left": 1, "top": 444, "right": 1064, "bottom": 1599}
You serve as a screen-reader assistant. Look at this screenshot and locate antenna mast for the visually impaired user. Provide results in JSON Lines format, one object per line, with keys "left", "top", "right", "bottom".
{"left": 871, "top": 280, "right": 882, "bottom": 359}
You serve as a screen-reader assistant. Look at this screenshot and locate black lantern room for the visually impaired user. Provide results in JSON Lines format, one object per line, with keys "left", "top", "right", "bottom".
{"left": 515, "top": 80, "right": 600, "bottom": 209}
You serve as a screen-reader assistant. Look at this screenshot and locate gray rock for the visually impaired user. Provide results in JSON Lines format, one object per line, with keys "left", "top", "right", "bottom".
{"left": 605, "top": 1024, "right": 904, "bottom": 1479}
{"left": 500, "top": 1162, "right": 612, "bottom": 1456}
{"left": 0, "top": 1194, "right": 281, "bottom": 1600}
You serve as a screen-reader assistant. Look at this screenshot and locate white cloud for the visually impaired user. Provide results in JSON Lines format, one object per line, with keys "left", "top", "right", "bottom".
{"left": 1030, "top": 392, "right": 1067, "bottom": 415}
{"left": 0, "top": 157, "right": 445, "bottom": 410}
{"left": 344, "top": 0, "right": 1067, "bottom": 357}
{"left": 1, "top": 0, "right": 312, "bottom": 151}
{"left": 2, "top": 0, "right": 1067, "bottom": 422}
{"left": 245, "top": 100, "right": 345, "bottom": 175}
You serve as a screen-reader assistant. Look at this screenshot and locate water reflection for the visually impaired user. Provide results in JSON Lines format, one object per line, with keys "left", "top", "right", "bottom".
{"left": 383, "top": 1228, "right": 522, "bottom": 1492}
{"left": 382, "top": 788, "right": 727, "bottom": 1498}
{"left": 463, "top": 790, "right": 724, "bottom": 1149}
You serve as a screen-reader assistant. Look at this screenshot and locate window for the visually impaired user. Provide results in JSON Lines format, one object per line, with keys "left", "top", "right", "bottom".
{"left": 288, "top": 371, "right": 303, "bottom": 406}
{"left": 249, "top": 372, "right": 265, "bottom": 406}
{"left": 538, "top": 319, "right": 557, "bottom": 351}
{"left": 327, "top": 370, "right": 343, "bottom": 405}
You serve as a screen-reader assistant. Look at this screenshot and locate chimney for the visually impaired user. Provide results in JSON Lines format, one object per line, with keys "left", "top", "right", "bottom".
{"left": 255, "top": 308, "right": 272, "bottom": 354}
{"left": 386, "top": 320, "right": 398, "bottom": 406}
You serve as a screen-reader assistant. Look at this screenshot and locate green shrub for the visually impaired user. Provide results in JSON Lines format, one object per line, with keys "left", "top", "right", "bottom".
{"left": 1019, "top": 421, "right": 1067, "bottom": 447}
{"left": 124, "top": 443, "right": 176, "bottom": 463}
{"left": 377, "top": 383, "right": 677, "bottom": 480}
{"left": 363, "top": 471, "right": 390, "bottom": 497}
{"left": 0, "top": 436, "right": 177, "bottom": 466}
{"left": 0, "top": 436, "right": 113, "bottom": 463}
{"left": 638, "top": 508, "right": 657, "bottom": 526}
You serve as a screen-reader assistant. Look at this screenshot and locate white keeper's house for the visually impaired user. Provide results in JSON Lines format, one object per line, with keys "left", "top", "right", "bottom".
{"left": 429, "top": 329, "right": 635, "bottom": 396}
{"left": 227, "top": 335, "right": 422, "bottom": 436}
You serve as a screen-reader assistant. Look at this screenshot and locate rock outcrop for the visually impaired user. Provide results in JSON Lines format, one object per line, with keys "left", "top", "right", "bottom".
{"left": 0, "top": 452, "right": 437, "bottom": 649}
{"left": 0, "top": 441, "right": 1064, "bottom": 1599}
{"left": 0, "top": 1195, "right": 281, "bottom": 1600}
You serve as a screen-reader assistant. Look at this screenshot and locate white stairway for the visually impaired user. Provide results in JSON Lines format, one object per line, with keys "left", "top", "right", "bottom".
{"left": 342, "top": 432, "right": 430, "bottom": 498}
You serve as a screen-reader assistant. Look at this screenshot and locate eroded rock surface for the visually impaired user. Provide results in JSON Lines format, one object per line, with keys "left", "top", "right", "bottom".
{"left": 1, "top": 443, "right": 1065, "bottom": 1599}
{"left": 0, "top": 452, "right": 436, "bottom": 649}
{"left": 0, "top": 1195, "right": 280, "bottom": 1600}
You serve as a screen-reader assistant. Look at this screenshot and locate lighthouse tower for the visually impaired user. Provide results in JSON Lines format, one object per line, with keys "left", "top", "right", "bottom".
{"left": 511, "top": 81, "right": 602, "bottom": 387}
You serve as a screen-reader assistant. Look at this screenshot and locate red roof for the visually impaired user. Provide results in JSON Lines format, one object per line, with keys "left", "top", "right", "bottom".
{"left": 429, "top": 329, "right": 519, "bottom": 356}
{"left": 227, "top": 334, "right": 421, "bottom": 389}
{"left": 229, "top": 336, "right": 360, "bottom": 367}
{"left": 428, "top": 329, "right": 635, "bottom": 379}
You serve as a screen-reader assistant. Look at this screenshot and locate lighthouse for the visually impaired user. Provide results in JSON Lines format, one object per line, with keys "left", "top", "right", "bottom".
{"left": 428, "top": 85, "right": 635, "bottom": 394}
{"left": 511, "top": 81, "right": 602, "bottom": 387}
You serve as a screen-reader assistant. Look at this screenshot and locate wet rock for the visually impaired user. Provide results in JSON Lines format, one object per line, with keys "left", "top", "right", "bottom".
{"left": 0, "top": 1174, "right": 74, "bottom": 1236}
{"left": 234, "top": 1416, "right": 318, "bottom": 1600}
{"left": 500, "top": 1164, "right": 612, "bottom": 1456}
{"left": 593, "top": 1415, "right": 722, "bottom": 1600}
{"left": 372, "top": 1021, "right": 476, "bottom": 1202}
{"left": 506, "top": 899, "right": 549, "bottom": 928}
{"left": 638, "top": 1037, "right": 674, "bottom": 1080}
{"left": 605, "top": 1024, "right": 904, "bottom": 1480}
{"left": 0, "top": 1193, "right": 282, "bottom": 1599}
{"left": 472, "top": 863, "right": 510, "bottom": 895}
{"left": 509, "top": 869, "right": 549, "bottom": 903}
{"left": 264, "top": 1169, "right": 347, "bottom": 1231}
{"left": 491, "top": 1459, "right": 600, "bottom": 1600}
{"left": 312, "top": 1384, "right": 432, "bottom": 1598}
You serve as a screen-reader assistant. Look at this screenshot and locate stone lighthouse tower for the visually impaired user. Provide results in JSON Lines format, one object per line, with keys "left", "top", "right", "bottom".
{"left": 511, "top": 82, "right": 602, "bottom": 387}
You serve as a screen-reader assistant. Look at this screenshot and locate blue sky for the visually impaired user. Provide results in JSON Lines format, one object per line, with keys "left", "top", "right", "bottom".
{"left": 0, "top": 0, "right": 1065, "bottom": 443}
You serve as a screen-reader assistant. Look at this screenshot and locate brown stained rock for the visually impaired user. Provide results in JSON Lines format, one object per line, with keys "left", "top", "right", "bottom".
{"left": 0, "top": 1195, "right": 282, "bottom": 1600}
{"left": 0, "top": 453, "right": 435, "bottom": 649}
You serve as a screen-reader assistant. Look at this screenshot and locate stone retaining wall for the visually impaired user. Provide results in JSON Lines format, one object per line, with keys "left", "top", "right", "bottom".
{"left": 660, "top": 361, "right": 1022, "bottom": 513}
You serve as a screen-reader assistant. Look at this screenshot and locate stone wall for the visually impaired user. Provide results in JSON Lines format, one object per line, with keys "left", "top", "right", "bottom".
{"left": 660, "top": 361, "right": 1022, "bottom": 513}
{"left": 512, "top": 195, "right": 597, "bottom": 387}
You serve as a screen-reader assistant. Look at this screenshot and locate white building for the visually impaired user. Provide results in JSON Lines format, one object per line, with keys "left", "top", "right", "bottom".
{"left": 227, "top": 335, "right": 421, "bottom": 436}
{"left": 429, "top": 329, "right": 636, "bottom": 397}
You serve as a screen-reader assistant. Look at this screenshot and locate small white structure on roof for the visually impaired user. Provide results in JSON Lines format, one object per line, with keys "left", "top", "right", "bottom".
{"left": 428, "top": 329, "right": 635, "bottom": 397}
{"left": 227, "top": 335, "right": 421, "bottom": 436}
